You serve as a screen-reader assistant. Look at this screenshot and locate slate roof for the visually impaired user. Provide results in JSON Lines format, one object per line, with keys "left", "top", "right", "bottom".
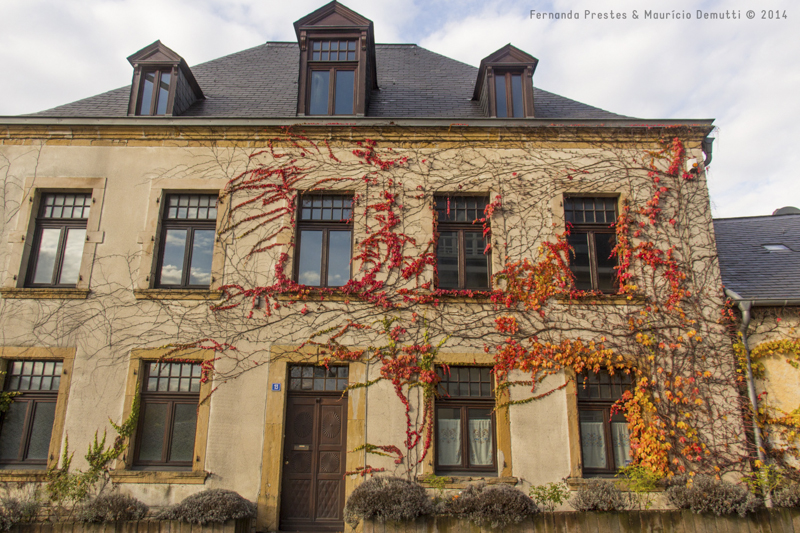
{"left": 714, "top": 214, "right": 800, "bottom": 300}
{"left": 28, "top": 42, "right": 630, "bottom": 120}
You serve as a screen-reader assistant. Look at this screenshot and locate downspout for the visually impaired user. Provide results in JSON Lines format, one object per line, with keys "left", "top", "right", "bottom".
{"left": 702, "top": 136, "right": 714, "bottom": 167}
{"left": 725, "top": 288, "right": 769, "bottom": 505}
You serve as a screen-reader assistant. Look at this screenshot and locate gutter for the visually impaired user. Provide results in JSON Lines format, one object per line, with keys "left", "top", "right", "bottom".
{"left": 0, "top": 116, "right": 716, "bottom": 129}
{"left": 724, "top": 288, "right": 800, "bottom": 502}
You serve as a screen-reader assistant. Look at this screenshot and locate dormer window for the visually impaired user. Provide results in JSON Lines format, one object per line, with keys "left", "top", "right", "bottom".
{"left": 494, "top": 72, "right": 524, "bottom": 118}
{"left": 126, "top": 41, "right": 203, "bottom": 117}
{"left": 473, "top": 44, "right": 538, "bottom": 119}
{"left": 308, "top": 40, "right": 357, "bottom": 115}
{"left": 137, "top": 69, "right": 172, "bottom": 116}
{"left": 294, "top": 3, "right": 378, "bottom": 117}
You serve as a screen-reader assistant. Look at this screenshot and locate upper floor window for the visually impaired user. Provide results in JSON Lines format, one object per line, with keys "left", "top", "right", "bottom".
{"left": 296, "top": 194, "right": 353, "bottom": 287}
{"left": 156, "top": 194, "right": 218, "bottom": 288}
{"left": 307, "top": 41, "right": 356, "bottom": 116}
{"left": 134, "top": 362, "right": 201, "bottom": 468}
{"left": 494, "top": 72, "right": 524, "bottom": 118}
{"left": 136, "top": 69, "right": 172, "bottom": 116}
{"left": 0, "top": 360, "right": 63, "bottom": 467}
{"left": 577, "top": 370, "right": 632, "bottom": 476}
{"left": 435, "top": 366, "right": 496, "bottom": 474}
{"left": 26, "top": 193, "right": 91, "bottom": 287}
{"left": 565, "top": 196, "right": 618, "bottom": 292}
{"left": 435, "top": 196, "right": 490, "bottom": 290}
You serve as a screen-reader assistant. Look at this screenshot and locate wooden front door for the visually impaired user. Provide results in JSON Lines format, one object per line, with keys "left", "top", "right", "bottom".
{"left": 280, "top": 393, "right": 348, "bottom": 532}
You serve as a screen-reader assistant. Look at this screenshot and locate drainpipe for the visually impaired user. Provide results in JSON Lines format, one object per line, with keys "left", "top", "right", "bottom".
{"left": 702, "top": 137, "right": 714, "bottom": 167}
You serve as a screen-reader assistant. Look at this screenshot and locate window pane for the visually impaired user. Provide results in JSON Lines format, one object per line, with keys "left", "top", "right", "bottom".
{"left": 155, "top": 72, "right": 171, "bottom": 116}
{"left": 57, "top": 228, "right": 86, "bottom": 285}
{"left": 468, "top": 408, "right": 493, "bottom": 466}
{"left": 0, "top": 402, "right": 27, "bottom": 460}
{"left": 334, "top": 71, "right": 354, "bottom": 115}
{"left": 27, "top": 401, "right": 56, "bottom": 460}
{"left": 595, "top": 233, "right": 617, "bottom": 293}
{"left": 309, "top": 71, "right": 330, "bottom": 115}
{"left": 464, "top": 231, "right": 489, "bottom": 289}
{"left": 160, "top": 229, "right": 187, "bottom": 285}
{"left": 611, "top": 420, "right": 631, "bottom": 468}
{"left": 580, "top": 411, "right": 607, "bottom": 469}
{"left": 327, "top": 231, "right": 351, "bottom": 287}
{"left": 437, "top": 408, "right": 462, "bottom": 466}
{"left": 567, "top": 233, "right": 592, "bottom": 290}
{"left": 138, "top": 71, "right": 155, "bottom": 115}
{"left": 437, "top": 231, "right": 459, "bottom": 289}
{"left": 495, "top": 75, "right": 508, "bottom": 118}
{"left": 189, "top": 230, "right": 215, "bottom": 286}
{"left": 32, "top": 228, "right": 62, "bottom": 284}
{"left": 169, "top": 403, "right": 197, "bottom": 462}
{"left": 138, "top": 402, "right": 168, "bottom": 462}
{"left": 511, "top": 74, "right": 523, "bottom": 118}
{"left": 298, "top": 230, "right": 323, "bottom": 285}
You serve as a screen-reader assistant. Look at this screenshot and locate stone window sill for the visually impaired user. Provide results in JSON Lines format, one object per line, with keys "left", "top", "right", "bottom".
{"left": 110, "top": 470, "right": 209, "bottom": 484}
{"left": 417, "top": 475, "right": 518, "bottom": 489}
{"left": 134, "top": 289, "right": 222, "bottom": 301}
{"left": 0, "top": 470, "right": 49, "bottom": 482}
{"left": 0, "top": 288, "right": 89, "bottom": 300}
{"left": 555, "top": 295, "right": 645, "bottom": 306}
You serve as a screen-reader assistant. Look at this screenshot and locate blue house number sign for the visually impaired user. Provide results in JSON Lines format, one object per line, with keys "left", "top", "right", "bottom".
{"left": 271, "top": 383, "right": 281, "bottom": 391}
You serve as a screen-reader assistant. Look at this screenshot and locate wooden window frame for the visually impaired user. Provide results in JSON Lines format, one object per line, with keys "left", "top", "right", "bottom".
{"left": 132, "top": 362, "right": 201, "bottom": 470}
{"left": 576, "top": 371, "right": 632, "bottom": 477}
{"left": 135, "top": 69, "right": 173, "bottom": 116}
{"left": 294, "top": 194, "right": 353, "bottom": 288}
{"left": 306, "top": 66, "right": 357, "bottom": 116}
{"left": 0, "top": 360, "right": 63, "bottom": 468}
{"left": 434, "top": 366, "right": 497, "bottom": 475}
{"left": 565, "top": 196, "right": 619, "bottom": 293}
{"left": 25, "top": 193, "right": 91, "bottom": 288}
{"left": 435, "top": 196, "right": 491, "bottom": 290}
{"left": 494, "top": 71, "right": 524, "bottom": 118}
{"left": 155, "top": 194, "right": 218, "bottom": 289}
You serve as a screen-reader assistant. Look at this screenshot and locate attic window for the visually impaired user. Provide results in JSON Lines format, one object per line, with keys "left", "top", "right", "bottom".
{"left": 494, "top": 72, "right": 524, "bottom": 118}
{"left": 137, "top": 69, "right": 172, "bottom": 116}
{"left": 763, "top": 244, "right": 789, "bottom": 252}
{"left": 311, "top": 40, "right": 357, "bottom": 61}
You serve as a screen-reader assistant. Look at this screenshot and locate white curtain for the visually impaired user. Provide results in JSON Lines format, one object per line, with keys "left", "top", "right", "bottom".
{"left": 611, "top": 422, "right": 632, "bottom": 467}
{"left": 469, "top": 418, "right": 492, "bottom": 466}
{"left": 580, "top": 421, "right": 607, "bottom": 468}
{"left": 438, "top": 419, "right": 461, "bottom": 465}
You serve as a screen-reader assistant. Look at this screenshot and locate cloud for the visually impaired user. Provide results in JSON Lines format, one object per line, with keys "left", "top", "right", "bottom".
{"left": 0, "top": 0, "right": 797, "bottom": 216}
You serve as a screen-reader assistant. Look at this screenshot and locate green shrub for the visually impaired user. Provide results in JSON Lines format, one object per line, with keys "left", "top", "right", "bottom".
{"left": 157, "top": 489, "right": 256, "bottom": 524}
{"left": 76, "top": 493, "right": 148, "bottom": 522}
{"left": 529, "top": 481, "right": 570, "bottom": 512}
{"left": 344, "top": 477, "right": 432, "bottom": 527}
{"left": 569, "top": 480, "right": 634, "bottom": 512}
{"left": 665, "top": 475, "right": 760, "bottom": 516}
{"left": 444, "top": 483, "right": 538, "bottom": 528}
{"left": 0, "top": 485, "right": 43, "bottom": 531}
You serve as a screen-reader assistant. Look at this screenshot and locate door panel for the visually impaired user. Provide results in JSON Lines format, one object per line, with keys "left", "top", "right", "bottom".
{"left": 280, "top": 394, "right": 347, "bottom": 532}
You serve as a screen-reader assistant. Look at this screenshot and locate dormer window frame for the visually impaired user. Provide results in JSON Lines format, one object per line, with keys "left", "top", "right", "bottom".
{"left": 133, "top": 65, "right": 177, "bottom": 117}
{"left": 304, "top": 33, "right": 360, "bottom": 116}
{"left": 486, "top": 64, "right": 534, "bottom": 119}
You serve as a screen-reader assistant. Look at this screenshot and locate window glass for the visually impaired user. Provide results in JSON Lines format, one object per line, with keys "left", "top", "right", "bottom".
{"left": 27, "top": 402, "right": 56, "bottom": 460}
{"left": 188, "top": 230, "right": 215, "bottom": 286}
{"left": 468, "top": 408, "right": 493, "bottom": 466}
{"left": 138, "top": 71, "right": 155, "bottom": 115}
{"left": 495, "top": 75, "right": 507, "bottom": 118}
{"left": 436, "top": 231, "right": 459, "bottom": 289}
{"left": 160, "top": 229, "right": 187, "bottom": 285}
{"left": 58, "top": 228, "right": 86, "bottom": 285}
{"left": 567, "top": 233, "right": 592, "bottom": 290}
{"left": 298, "top": 230, "right": 323, "bottom": 285}
{"left": 0, "top": 403, "right": 26, "bottom": 461}
{"left": 32, "top": 228, "right": 61, "bottom": 284}
{"left": 327, "top": 231, "right": 351, "bottom": 287}
{"left": 156, "top": 72, "right": 171, "bottom": 115}
{"left": 595, "top": 233, "right": 617, "bottom": 293}
{"left": 511, "top": 74, "right": 523, "bottom": 118}
{"left": 138, "top": 402, "right": 167, "bottom": 462}
{"left": 169, "top": 403, "right": 197, "bottom": 462}
{"left": 334, "top": 71, "right": 355, "bottom": 115}
{"left": 309, "top": 71, "right": 330, "bottom": 115}
{"left": 580, "top": 410, "right": 607, "bottom": 468}
{"left": 437, "top": 408, "right": 461, "bottom": 466}
{"left": 464, "top": 231, "right": 489, "bottom": 289}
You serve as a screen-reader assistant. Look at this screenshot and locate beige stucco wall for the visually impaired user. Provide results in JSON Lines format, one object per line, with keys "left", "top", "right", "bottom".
{"left": 0, "top": 125, "right": 734, "bottom": 520}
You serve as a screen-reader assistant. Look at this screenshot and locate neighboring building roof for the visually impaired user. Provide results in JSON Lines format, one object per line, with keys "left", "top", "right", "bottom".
{"left": 714, "top": 214, "right": 800, "bottom": 301}
{"left": 27, "top": 42, "right": 630, "bottom": 120}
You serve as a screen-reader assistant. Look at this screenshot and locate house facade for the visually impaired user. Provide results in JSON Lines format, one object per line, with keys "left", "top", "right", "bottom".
{"left": 0, "top": 2, "right": 744, "bottom": 531}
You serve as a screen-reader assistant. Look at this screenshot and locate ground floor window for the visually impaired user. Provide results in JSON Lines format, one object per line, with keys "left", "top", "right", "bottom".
{"left": 577, "top": 370, "right": 632, "bottom": 475}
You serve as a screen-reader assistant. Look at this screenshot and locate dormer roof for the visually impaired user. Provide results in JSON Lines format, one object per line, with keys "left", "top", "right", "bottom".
{"left": 473, "top": 44, "right": 538, "bottom": 101}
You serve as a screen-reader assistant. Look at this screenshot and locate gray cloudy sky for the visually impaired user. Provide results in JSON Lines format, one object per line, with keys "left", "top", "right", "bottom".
{"left": 1, "top": 0, "right": 797, "bottom": 218}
